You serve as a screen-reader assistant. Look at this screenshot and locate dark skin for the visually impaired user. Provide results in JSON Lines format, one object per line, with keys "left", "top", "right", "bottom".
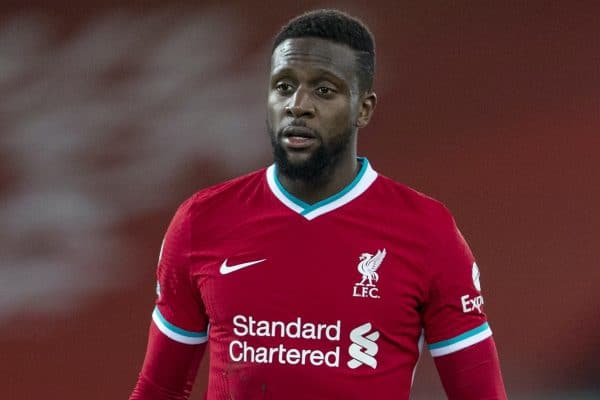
{"left": 267, "top": 37, "right": 377, "bottom": 204}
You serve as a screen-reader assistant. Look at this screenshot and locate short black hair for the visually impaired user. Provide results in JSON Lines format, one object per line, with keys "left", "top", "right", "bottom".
{"left": 272, "top": 9, "right": 375, "bottom": 93}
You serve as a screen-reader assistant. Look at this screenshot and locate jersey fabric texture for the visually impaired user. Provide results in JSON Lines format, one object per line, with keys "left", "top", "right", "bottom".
{"left": 153, "top": 158, "right": 491, "bottom": 399}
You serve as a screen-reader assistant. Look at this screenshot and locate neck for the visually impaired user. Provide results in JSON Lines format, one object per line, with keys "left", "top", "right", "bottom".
{"left": 276, "top": 153, "right": 360, "bottom": 205}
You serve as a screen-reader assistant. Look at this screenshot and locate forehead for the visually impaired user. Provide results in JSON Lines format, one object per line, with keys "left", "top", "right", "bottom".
{"left": 270, "top": 37, "right": 358, "bottom": 83}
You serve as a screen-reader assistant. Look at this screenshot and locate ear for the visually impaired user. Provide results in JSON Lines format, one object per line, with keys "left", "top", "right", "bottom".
{"left": 355, "top": 91, "right": 377, "bottom": 128}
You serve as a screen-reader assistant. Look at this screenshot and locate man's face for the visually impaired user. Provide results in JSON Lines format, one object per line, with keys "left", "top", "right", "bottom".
{"left": 267, "top": 37, "right": 363, "bottom": 182}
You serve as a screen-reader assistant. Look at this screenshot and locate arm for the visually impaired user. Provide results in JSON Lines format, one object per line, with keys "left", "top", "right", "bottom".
{"left": 434, "top": 337, "right": 507, "bottom": 400}
{"left": 421, "top": 205, "right": 507, "bottom": 399}
{"left": 129, "top": 324, "right": 206, "bottom": 400}
{"left": 130, "top": 198, "right": 209, "bottom": 399}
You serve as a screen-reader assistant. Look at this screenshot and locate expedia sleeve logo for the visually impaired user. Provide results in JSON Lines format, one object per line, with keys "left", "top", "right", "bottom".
{"left": 461, "top": 262, "right": 484, "bottom": 313}
{"left": 472, "top": 262, "right": 481, "bottom": 291}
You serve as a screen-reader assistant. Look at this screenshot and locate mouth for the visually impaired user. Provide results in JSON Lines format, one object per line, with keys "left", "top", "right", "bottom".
{"left": 282, "top": 125, "right": 317, "bottom": 138}
{"left": 280, "top": 126, "right": 319, "bottom": 150}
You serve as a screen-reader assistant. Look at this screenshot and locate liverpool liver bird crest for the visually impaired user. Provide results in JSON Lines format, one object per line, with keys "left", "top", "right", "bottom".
{"left": 357, "top": 249, "right": 387, "bottom": 286}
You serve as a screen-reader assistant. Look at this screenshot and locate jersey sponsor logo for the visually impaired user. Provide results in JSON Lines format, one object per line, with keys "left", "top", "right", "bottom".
{"left": 229, "top": 314, "right": 341, "bottom": 367}
{"left": 472, "top": 262, "right": 481, "bottom": 291}
{"left": 347, "top": 322, "right": 380, "bottom": 369}
{"left": 219, "top": 258, "right": 266, "bottom": 275}
{"left": 461, "top": 294, "right": 484, "bottom": 313}
{"left": 229, "top": 340, "right": 340, "bottom": 367}
{"left": 232, "top": 314, "right": 341, "bottom": 340}
{"left": 352, "top": 249, "right": 386, "bottom": 299}
{"left": 228, "top": 315, "right": 379, "bottom": 370}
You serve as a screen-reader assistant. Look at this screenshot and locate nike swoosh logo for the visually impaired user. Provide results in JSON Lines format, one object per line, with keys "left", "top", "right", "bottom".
{"left": 219, "top": 258, "right": 267, "bottom": 275}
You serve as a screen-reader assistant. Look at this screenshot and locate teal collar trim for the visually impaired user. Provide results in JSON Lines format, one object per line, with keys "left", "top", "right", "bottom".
{"left": 266, "top": 157, "right": 378, "bottom": 220}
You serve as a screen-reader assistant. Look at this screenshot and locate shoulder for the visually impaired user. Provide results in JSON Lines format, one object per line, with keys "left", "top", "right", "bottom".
{"left": 189, "top": 168, "right": 266, "bottom": 206}
{"left": 373, "top": 173, "right": 456, "bottom": 229}
{"left": 173, "top": 167, "right": 267, "bottom": 222}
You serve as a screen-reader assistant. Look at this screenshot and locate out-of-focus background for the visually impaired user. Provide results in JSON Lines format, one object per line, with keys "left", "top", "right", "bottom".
{"left": 1, "top": 1, "right": 598, "bottom": 399}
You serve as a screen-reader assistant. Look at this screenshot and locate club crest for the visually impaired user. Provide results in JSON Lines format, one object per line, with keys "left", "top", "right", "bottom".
{"left": 352, "top": 249, "right": 386, "bottom": 299}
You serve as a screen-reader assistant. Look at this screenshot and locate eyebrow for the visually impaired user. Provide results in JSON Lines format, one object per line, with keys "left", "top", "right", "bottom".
{"left": 270, "top": 67, "right": 346, "bottom": 85}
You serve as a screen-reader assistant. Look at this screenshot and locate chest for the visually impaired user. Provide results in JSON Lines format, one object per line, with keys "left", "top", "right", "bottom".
{"left": 190, "top": 212, "right": 429, "bottom": 335}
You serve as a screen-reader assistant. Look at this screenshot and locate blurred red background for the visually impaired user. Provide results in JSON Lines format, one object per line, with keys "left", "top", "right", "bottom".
{"left": 1, "top": 1, "right": 598, "bottom": 399}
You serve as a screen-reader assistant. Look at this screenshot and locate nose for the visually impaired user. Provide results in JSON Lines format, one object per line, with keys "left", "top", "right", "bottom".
{"left": 285, "top": 88, "right": 315, "bottom": 118}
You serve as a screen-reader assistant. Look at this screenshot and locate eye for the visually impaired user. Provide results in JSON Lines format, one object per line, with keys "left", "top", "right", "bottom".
{"left": 276, "top": 82, "right": 294, "bottom": 95}
{"left": 316, "top": 86, "right": 335, "bottom": 97}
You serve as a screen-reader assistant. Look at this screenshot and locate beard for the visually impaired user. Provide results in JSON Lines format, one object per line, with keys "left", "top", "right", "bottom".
{"left": 268, "top": 121, "right": 354, "bottom": 184}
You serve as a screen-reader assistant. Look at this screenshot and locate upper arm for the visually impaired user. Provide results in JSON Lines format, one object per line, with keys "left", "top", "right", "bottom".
{"left": 421, "top": 207, "right": 491, "bottom": 357}
{"left": 420, "top": 207, "right": 506, "bottom": 398}
{"left": 154, "top": 200, "right": 209, "bottom": 344}
{"left": 129, "top": 201, "right": 209, "bottom": 400}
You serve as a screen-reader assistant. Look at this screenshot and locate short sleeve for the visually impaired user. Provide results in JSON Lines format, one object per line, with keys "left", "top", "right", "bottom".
{"left": 422, "top": 207, "right": 491, "bottom": 357}
{"left": 152, "top": 200, "right": 209, "bottom": 345}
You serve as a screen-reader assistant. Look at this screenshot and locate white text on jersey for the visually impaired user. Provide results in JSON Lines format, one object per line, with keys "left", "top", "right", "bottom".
{"left": 229, "top": 314, "right": 379, "bottom": 369}
{"left": 232, "top": 315, "right": 340, "bottom": 340}
{"left": 461, "top": 294, "right": 484, "bottom": 313}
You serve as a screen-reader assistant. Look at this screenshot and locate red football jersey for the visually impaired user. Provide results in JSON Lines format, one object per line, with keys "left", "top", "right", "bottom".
{"left": 153, "top": 158, "right": 491, "bottom": 399}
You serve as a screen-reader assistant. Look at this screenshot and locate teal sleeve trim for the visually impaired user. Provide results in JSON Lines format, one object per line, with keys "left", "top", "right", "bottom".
{"left": 428, "top": 322, "right": 490, "bottom": 349}
{"left": 153, "top": 307, "right": 207, "bottom": 338}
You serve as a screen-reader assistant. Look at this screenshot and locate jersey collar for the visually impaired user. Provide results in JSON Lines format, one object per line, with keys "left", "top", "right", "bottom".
{"left": 266, "top": 157, "right": 378, "bottom": 220}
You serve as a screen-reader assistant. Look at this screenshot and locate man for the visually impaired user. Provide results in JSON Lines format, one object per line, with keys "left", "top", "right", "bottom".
{"left": 130, "top": 9, "right": 507, "bottom": 400}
